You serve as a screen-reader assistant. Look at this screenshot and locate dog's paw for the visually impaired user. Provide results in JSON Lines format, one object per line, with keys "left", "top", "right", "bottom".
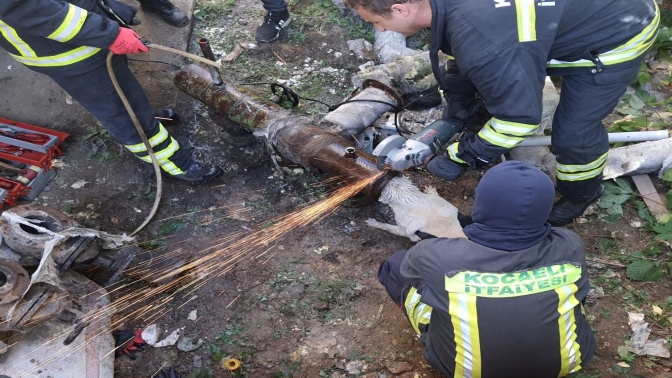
{"left": 409, "top": 234, "right": 421, "bottom": 242}
{"left": 423, "top": 186, "right": 438, "bottom": 195}
{"left": 365, "top": 218, "right": 381, "bottom": 227}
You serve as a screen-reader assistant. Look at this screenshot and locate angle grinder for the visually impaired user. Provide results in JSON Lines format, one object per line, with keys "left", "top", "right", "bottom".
{"left": 372, "top": 117, "right": 466, "bottom": 171}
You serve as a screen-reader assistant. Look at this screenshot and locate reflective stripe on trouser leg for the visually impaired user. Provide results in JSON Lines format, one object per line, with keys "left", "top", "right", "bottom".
{"left": 125, "top": 123, "right": 185, "bottom": 175}
{"left": 46, "top": 55, "right": 192, "bottom": 174}
{"left": 550, "top": 59, "right": 643, "bottom": 199}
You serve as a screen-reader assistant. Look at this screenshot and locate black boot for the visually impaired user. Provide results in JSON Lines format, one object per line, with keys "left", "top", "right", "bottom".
{"left": 170, "top": 162, "right": 223, "bottom": 184}
{"left": 547, "top": 186, "right": 604, "bottom": 226}
{"left": 255, "top": 10, "right": 291, "bottom": 42}
{"left": 140, "top": 0, "right": 189, "bottom": 27}
{"left": 152, "top": 108, "right": 179, "bottom": 125}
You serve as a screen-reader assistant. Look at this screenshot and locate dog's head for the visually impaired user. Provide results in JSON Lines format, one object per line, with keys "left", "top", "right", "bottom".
{"left": 379, "top": 176, "right": 423, "bottom": 204}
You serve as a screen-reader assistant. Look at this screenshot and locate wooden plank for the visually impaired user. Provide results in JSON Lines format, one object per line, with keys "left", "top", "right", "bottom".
{"left": 631, "top": 174, "right": 668, "bottom": 220}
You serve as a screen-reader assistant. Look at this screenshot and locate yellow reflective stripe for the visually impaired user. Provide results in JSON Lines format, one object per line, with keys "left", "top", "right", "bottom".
{"left": 48, "top": 4, "right": 87, "bottom": 43}
{"left": 404, "top": 287, "right": 423, "bottom": 335}
{"left": 447, "top": 143, "right": 467, "bottom": 165}
{"left": 490, "top": 118, "right": 538, "bottom": 136}
{"left": 556, "top": 284, "right": 582, "bottom": 376}
{"left": 136, "top": 137, "right": 184, "bottom": 175}
{"left": 515, "top": 0, "right": 536, "bottom": 42}
{"left": 548, "top": 4, "right": 659, "bottom": 68}
{"left": 9, "top": 46, "right": 99, "bottom": 67}
{"left": 125, "top": 125, "right": 170, "bottom": 153}
{"left": 449, "top": 293, "right": 481, "bottom": 378}
{"left": 0, "top": 21, "right": 36, "bottom": 57}
{"left": 478, "top": 121, "right": 526, "bottom": 148}
{"left": 556, "top": 152, "right": 608, "bottom": 181}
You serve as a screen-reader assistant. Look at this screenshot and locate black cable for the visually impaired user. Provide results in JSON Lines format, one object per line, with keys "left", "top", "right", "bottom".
{"left": 237, "top": 81, "right": 443, "bottom": 139}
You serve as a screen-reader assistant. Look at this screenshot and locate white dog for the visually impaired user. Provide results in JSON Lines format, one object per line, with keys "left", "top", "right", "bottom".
{"left": 366, "top": 176, "right": 466, "bottom": 242}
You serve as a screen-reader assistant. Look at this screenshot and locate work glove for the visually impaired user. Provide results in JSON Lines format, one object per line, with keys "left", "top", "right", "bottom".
{"left": 109, "top": 27, "right": 149, "bottom": 55}
{"left": 425, "top": 153, "right": 467, "bottom": 181}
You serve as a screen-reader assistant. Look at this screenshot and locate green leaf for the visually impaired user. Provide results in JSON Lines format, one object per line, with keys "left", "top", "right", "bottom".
{"left": 668, "top": 189, "right": 672, "bottom": 209}
{"left": 157, "top": 219, "right": 185, "bottom": 236}
{"left": 635, "top": 90, "right": 656, "bottom": 104}
{"left": 193, "top": 9, "right": 205, "bottom": 20}
{"left": 626, "top": 259, "right": 663, "bottom": 281}
{"left": 638, "top": 72, "right": 652, "bottom": 87}
{"left": 614, "top": 107, "right": 642, "bottom": 116}
{"left": 611, "top": 362, "right": 633, "bottom": 374}
{"left": 628, "top": 94, "right": 645, "bottom": 110}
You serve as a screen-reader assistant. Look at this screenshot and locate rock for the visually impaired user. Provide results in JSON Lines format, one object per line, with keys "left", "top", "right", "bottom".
{"left": 360, "top": 373, "right": 378, "bottom": 378}
{"left": 193, "top": 355, "right": 203, "bottom": 368}
{"left": 346, "top": 361, "right": 363, "bottom": 375}
{"left": 347, "top": 39, "right": 375, "bottom": 61}
{"left": 176, "top": 334, "right": 204, "bottom": 352}
{"left": 312, "top": 302, "right": 329, "bottom": 311}
{"left": 386, "top": 361, "right": 413, "bottom": 374}
{"left": 398, "top": 372, "right": 417, "bottom": 378}
{"left": 278, "top": 281, "right": 305, "bottom": 300}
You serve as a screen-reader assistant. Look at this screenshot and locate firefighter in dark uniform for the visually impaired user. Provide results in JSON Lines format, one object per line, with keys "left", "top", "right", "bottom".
{"left": 346, "top": 0, "right": 660, "bottom": 226}
{"left": 0, "top": 0, "right": 223, "bottom": 183}
{"left": 377, "top": 161, "right": 596, "bottom": 377}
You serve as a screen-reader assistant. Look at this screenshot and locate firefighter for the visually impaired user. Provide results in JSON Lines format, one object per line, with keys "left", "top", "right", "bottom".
{"left": 0, "top": 0, "right": 222, "bottom": 183}
{"left": 345, "top": 0, "right": 660, "bottom": 226}
{"left": 377, "top": 161, "right": 596, "bottom": 377}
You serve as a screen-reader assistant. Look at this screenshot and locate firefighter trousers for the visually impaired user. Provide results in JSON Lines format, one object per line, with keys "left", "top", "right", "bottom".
{"left": 47, "top": 54, "right": 192, "bottom": 175}
{"left": 548, "top": 57, "right": 644, "bottom": 199}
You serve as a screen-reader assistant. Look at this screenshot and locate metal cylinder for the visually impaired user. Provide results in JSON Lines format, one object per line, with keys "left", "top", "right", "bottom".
{"left": 174, "top": 64, "right": 393, "bottom": 204}
{"left": 197, "top": 37, "right": 223, "bottom": 85}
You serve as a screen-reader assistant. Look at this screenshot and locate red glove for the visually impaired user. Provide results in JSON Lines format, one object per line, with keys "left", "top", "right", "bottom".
{"left": 109, "top": 27, "right": 148, "bottom": 55}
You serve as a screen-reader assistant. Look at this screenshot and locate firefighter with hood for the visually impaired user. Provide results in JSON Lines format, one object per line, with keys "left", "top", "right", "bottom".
{"left": 0, "top": 0, "right": 222, "bottom": 183}
{"left": 377, "top": 161, "right": 596, "bottom": 377}
{"left": 345, "top": 0, "right": 659, "bottom": 226}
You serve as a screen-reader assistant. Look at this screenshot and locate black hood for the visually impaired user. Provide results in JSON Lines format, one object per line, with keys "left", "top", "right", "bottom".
{"left": 464, "top": 161, "right": 555, "bottom": 251}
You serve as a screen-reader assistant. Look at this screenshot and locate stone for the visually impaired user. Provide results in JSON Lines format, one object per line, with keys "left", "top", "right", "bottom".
{"left": 277, "top": 281, "right": 305, "bottom": 300}
{"left": 193, "top": 355, "right": 202, "bottom": 368}
{"left": 176, "top": 334, "right": 204, "bottom": 352}
{"left": 386, "top": 361, "right": 413, "bottom": 374}
{"left": 312, "top": 302, "right": 329, "bottom": 311}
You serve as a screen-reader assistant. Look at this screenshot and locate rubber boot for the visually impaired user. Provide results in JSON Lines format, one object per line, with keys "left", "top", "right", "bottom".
{"left": 140, "top": 0, "right": 189, "bottom": 27}
{"left": 547, "top": 185, "right": 604, "bottom": 226}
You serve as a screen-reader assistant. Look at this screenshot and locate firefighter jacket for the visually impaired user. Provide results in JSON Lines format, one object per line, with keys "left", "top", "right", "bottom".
{"left": 400, "top": 161, "right": 595, "bottom": 377}
{"left": 401, "top": 230, "right": 595, "bottom": 378}
{"left": 0, "top": 0, "right": 135, "bottom": 76}
{"left": 430, "top": 0, "right": 659, "bottom": 169}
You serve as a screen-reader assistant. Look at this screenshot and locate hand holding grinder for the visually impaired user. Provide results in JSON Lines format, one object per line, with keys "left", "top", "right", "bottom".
{"left": 373, "top": 100, "right": 480, "bottom": 172}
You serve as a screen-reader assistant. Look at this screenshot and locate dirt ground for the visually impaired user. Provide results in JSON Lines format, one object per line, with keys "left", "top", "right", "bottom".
{"left": 1, "top": 0, "right": 672, "bottom": 377}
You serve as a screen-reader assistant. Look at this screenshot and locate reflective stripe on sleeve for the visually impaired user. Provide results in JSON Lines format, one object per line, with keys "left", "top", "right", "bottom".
{"left": 0, "top": 21, "right": 36, "bottom": 57}
{"left": 556, "top": 284, "right": 583, "bottom": 375}
{"left": 404, "top": 287, "right": 433, "bottom": 335}
{"left": 9, "top": 46, "right": 100, "bottom": 67}
{"left": 447, "top": 143, "right": 468, "bottom": 165}
{"left": 448, "top": 292, "right": 482, "bottom": 378}
{"left": 48, "top": 4, "right": 88, "bottom": 43}
{"left": 478, "top": 118, "right": 538, "bottom": 149}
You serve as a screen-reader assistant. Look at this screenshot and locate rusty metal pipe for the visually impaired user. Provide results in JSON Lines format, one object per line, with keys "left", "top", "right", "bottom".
{"left": 174, "top": 64, "right": 394, "bottom": 204}
{"left": 197, "top": 37, "right": 223, "bottom": 85}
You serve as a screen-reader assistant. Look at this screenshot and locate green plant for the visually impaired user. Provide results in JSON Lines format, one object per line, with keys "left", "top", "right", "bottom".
{"left": 190, "top": 368, "right": 213, "bottom": 378}
{"left": 598, "top": 178, "right": 636, "bottom": 222}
